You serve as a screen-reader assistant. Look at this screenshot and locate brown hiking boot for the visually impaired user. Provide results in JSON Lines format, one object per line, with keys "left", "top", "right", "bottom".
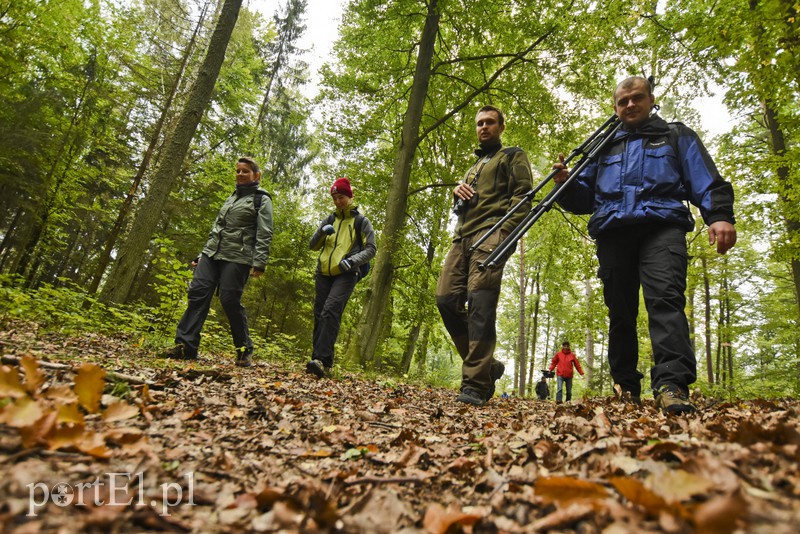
{"left": 655, "top": 384, "right": 696, "bottom": 415}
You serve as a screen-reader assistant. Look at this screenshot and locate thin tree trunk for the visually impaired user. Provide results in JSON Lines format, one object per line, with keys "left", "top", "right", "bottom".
{"left": 584, "top": 275, "right": 594, "bottom": 385}
{"left": 517, "top": 239, "right": 527, "bottom": 396}
{"left": 353, "top": 0, "right": 439, "bottom": 367}
{"left": 527, "top": 270, "right": 540, "bottom": 396}
{"left": 100, "top": 0, "right": 243, "bottom": 304}
{"left": 702, "top": 256, "right": 714, "bottom": 385}
{"left": 87, "top": 3, "right": 208, "bottom": 295}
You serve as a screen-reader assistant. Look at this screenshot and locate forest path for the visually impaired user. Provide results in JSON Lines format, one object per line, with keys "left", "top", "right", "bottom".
{"left": 1, "top": 323, "right": 799, "bottom": 532}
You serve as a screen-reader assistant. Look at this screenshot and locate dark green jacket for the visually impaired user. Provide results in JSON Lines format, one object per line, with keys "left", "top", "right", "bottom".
{"left": 455, "top": 144, "right": 533, "bottom": 240}
{"left": 202, "top": 184, "right": 273, "bottom": 270}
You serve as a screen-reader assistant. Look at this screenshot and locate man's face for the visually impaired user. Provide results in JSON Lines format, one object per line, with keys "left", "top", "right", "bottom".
{"left": 613, "top": 80, "right": 655, "bottom": 129}
{"left": 475, "top": 110, "right": 505, "bottom": 146}
{"left": 562, "top": 344, "right": 571, "bottom": 353}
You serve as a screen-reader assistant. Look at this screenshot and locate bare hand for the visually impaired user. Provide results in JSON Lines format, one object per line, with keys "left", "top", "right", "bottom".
{"left": 552, "top": 153, "right": 569, "bottom": 184}
{"left": 454, "top": 183, "right": 475, "bottom": 201}
{"left": 708, "top": 221, "right": 737, "bottom": 254}
{"left": 252, "top": 269, "right": 264, "bottom": 278}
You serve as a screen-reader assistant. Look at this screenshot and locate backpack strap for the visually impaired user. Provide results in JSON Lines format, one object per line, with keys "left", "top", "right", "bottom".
{"left": 252, "top": 190, "right": 272, "bottom": 229}
{"left": 354, "top": 213, "right": 365, "bottom": 250}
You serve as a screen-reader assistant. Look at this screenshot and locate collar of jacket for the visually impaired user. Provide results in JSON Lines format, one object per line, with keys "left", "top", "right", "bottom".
{"left": 335, "top": 204, "right": 360, "bottom": 219}
{"left": 474, "top": 142, "right": 502, "bottom": 158}
{"left": 235, "top": 182, "right": 261, "bottom": 196}
{"left": 618, "top": 114, "right": 670, "bottom": 137}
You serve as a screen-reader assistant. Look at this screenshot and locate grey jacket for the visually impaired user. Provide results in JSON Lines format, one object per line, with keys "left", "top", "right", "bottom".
{"left": 202, "top": 184, "right": 273, "bottom": 270}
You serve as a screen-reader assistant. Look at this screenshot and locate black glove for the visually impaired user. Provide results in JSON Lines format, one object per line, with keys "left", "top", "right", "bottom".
{"left": 321, "top": 224, "right": 335, "bottom": 235}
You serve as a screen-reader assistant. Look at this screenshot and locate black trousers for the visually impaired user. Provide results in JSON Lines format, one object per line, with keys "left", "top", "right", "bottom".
{"left": 175, "top": 255, "right": 252, "bottom": 357}
{"left": 596, "top": 224, "right": 696, "bottom": 396}
{"left": 312, "top": 271, "right": 358, "bottom": 367}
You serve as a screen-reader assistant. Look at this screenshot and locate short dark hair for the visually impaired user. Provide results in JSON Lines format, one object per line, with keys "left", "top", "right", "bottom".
{"left": 478, "top": 105, "right": 505, "bottom": 126}
{"left": 613, "top": 76, "right": 653, "bottom": 100}
{"left": 238, "top": 156, "right": 260, "bottom": 174}
{"left": 562, "top": 341, "right": 570, "bottom": 347}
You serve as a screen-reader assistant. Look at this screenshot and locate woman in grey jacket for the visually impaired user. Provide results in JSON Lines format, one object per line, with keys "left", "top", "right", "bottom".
{"left": 162, "top": 157, "right": 273, "bottom": 367}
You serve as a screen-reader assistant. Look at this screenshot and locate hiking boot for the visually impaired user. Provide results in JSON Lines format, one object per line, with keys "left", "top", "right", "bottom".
{"left": 486, "top": 360, "right": 505, "bottom": 399}
{"left": 160, "top": 344, "right": 196, "bottom": 360}
{"left": 456, "top": 388, "right": 486, "bottom": 407}
{"left": 305, "top": 359, "right": 331, "bottom": 378}
{"left": 235, "top": 348, "right": 253, "bottom": 368}
{"left": 613, "top": 383, "right": 642, "bottom": 405}
{"left": 655, "top": 384, "right": 696, "bottom": 415}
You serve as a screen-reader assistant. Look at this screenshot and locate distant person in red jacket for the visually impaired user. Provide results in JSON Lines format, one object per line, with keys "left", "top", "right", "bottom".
{"left": 549, "top": 341, "right": 584, "bottom": 403}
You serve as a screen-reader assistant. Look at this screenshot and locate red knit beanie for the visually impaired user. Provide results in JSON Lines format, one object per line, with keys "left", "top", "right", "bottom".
{"left": 330, "top": 177, "right": 353, "bottom": 198}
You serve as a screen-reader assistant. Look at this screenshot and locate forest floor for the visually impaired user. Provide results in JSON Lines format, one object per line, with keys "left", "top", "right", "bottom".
{"left": 1, "top": 321, "right": 799, "bottom": 533}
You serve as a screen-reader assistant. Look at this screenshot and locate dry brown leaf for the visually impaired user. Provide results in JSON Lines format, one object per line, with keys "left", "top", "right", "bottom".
{"left": 76, "top": 429, "right": 112, "bottom": 458}
{"left": 45, "top": 423, "right": 87, "bottom": 451}
{"left": 103, "top": 427, "right": 144, "bottom": 444}
{"left": 255, "top": 486, "right": 285, "bottom": 510}
{"left": 693, "top": 491, "right": 748, "bottom": 534}
{"left": 647, "top": 469, "right": 714, "bottom": 502}
{"left": 610, "top": 476, "right": 673, "bottom": 517}
{"left": 102, "top": 401, "right": 140, "bottom": 422}
{"left": 44, "top": 384, "right": 79, "bottom": 403}
{"left": 19, "top": 410, "right": 58, "bottom": 448}
{"left": 535, "top": 476, "right": 608, "bottom": 506}
{"left": 57, "top": 402, "right": 85, "bottom": 425}
{"left": 422, "top": 502, "right": 482, "bottom": 534}
{"left": 180, "top": 407, "right": 204, "bottom": 420}
{"left": 74, "top": 363, "right": 106, "bottom": 414}
{"left": 531, "top": 502, "right": 596, "bottom": 530}
{"left": 0, "top": 365, "right": 27, "bottom": 398}
{"left": 446, "top": 456, "right": 478, "bottom": 473}
{"left": 20, "top": 355, "right": 46, "bottom": 395}
{"left": 1, "top": 395, "right": 45, "bottom": 427}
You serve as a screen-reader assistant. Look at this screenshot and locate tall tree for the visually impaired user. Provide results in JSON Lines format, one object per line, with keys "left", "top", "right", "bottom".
{"left": 87, "top": 1, "right": 211, "bottom": 295}
{"left": 100, "top": 0, "right": 244, "bottom": 304}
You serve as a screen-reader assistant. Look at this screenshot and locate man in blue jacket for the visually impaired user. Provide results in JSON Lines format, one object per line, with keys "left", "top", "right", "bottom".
{"left": 553, "top": 76, "right": 737, "bottom": 414}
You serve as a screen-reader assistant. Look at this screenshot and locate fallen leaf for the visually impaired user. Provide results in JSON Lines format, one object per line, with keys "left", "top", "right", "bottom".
{"left": 0, "top": 365, "right": 27, "bottom": 398}
{"left": 693, "top": 491, "right": 748, "bottom": 534}
{"left": 102, "top": 401, "right": 140, "bottom": 422}
{"left": 423, "top": 503, "right": 482, "bottom": 534}
{"left": 535, "top": 476, "right": 608, "bottom": 506}
{"left": 1, "top": 396, "right": 44, "bottom": 427}
{"left": 57, "top": 402, "right": 85, "bottom": 425}
{"left": 20, "top": 355, "right": 45, "bottom": 395}
{"left": 647, "top": 469, "right": 714, "bottom": 502}
{"left": 610, "top": 476, "right": 676, "bottom": 518}
{"left": 74, "top": 363, "right": 106, "bottom": 414}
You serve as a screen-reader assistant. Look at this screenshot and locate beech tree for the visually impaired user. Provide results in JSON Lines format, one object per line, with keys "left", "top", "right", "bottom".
{"left": 101, "top": 0, "right": 244, "bottom": 304}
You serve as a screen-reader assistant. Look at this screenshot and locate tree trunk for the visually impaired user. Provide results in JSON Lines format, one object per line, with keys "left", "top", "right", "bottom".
{"left": 353, "top": 0, "right": 439, "bottom": 367}
{"left": 584, "top": 275, "right": 594, "bottom": 385}
{"left": 87, "top": 1, "right": 209, "bottom": 295}
{"left": 517, "top": 239, "right": 527, "bottom": 396}
{"left": 702, "top": 255, "right": 714, "bottom": 385}
{"left": 100, "top": 0, "right": 243, "bottom": 304}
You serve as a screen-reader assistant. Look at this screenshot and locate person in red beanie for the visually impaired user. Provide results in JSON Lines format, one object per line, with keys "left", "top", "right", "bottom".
{"left": 306, "top": 177, "right": 376, "bottom": 378}
{"left": 549, "top": 341, "right": 584, "bottom": 403}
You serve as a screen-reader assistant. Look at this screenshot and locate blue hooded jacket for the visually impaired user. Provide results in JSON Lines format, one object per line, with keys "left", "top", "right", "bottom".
{"left": 557, "top": 114, "right": 735, "bottom": 238}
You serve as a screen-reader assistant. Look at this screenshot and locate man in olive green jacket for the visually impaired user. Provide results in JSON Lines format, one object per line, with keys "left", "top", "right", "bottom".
{"left": 436, "top": 106, "right": 533, "bottom": 406}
